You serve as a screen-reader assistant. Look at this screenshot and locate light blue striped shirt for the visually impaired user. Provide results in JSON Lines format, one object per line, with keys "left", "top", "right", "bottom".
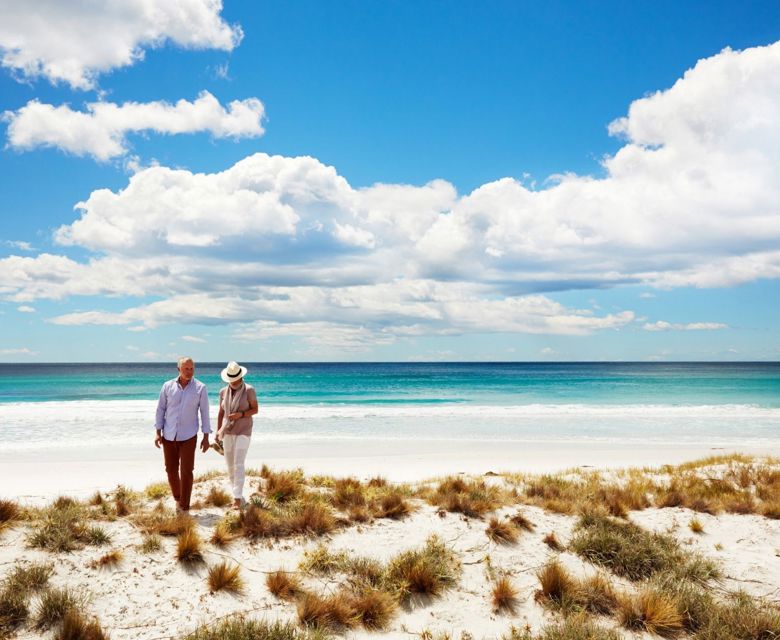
{"left": 154, "top": 377, "right": 211, "bottom": 440}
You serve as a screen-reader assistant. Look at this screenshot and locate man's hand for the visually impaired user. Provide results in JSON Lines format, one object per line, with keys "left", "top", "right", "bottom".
{"left": 200, "top": 435, "right": 210, "bottom": 453}
{"left": 154, "top": 432, "right": 163, "bottom": 448}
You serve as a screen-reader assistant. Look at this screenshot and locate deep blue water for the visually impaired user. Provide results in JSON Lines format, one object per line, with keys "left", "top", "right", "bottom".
{"left": 1, "top": 362, "right": 779, "bottom": 406}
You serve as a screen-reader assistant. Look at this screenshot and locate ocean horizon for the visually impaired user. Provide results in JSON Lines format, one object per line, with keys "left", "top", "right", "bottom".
{"left": 2, "top": 362, "right": 779, "bottom": 454}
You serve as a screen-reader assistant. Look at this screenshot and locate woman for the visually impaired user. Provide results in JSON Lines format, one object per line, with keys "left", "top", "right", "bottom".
{"left": 216, "top": 361, "right": 258, "bottom": 509}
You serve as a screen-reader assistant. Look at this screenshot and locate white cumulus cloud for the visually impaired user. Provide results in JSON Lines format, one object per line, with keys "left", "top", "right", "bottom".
{"left": 0, "top": 0, "right": 242, "bottom": 89}
{"left": 643, "top": 321, "right": 729, "bottom": 332}
{"left": 5, "top": 92, "right": 265, "bottom": 161}
{"left": 1, "top": 41, "right": 779, "bottom": 347}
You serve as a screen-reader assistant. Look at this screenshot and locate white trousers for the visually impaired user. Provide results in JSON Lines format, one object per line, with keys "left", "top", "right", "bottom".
{"left": 222, "top": 434, "right": 251, "bottom": 499}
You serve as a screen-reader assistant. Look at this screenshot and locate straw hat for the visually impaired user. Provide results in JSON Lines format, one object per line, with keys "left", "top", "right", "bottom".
{"left": 221, "top": 360, "right": 248, "bottom": 383}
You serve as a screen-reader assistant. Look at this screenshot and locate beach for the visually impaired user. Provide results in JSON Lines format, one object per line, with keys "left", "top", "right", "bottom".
{"left": 2, "top": 455, "right": 780, "bottom": 640}
{"left": 2, "top": 362, "right": 780, "bottom": 638}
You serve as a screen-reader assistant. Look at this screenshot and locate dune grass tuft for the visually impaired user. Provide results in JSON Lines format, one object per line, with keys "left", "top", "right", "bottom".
{"left": 492, "top": 575, "right": 519, "bottom": 613}
{"left": 693, "top": 590, "right": 780, "bottom": 639}
{"left": 206, "top": 486, "right": 231, "bottom": 508}
{"left": 296, "top": 591, "right": 359, "bottom": 630}
{"left": 428, "top": 476, "right": 505, "bottom": 518}
{"left": 88, "top": 550, "right": 123, "bottom": 569}
{"left": 0, "top": 587, "right": 29, "bottom": 634}
{"left": 3, "top": 561, "right": 53, "bottom": 592}
{"left": 0, "top": 499, "right": 20, "bottom": 528}
{"left": 331, "top": 478, "right": 366, "bottom": 509}
{"left": 286, "top": 502, "right": 336, "bottom": 535}
{"left": 182, "top": 615, "right": 326, "bottom": 640}
{"left": 210, "top": 520, "right": 236, "bottom": 547}
{"left": 26, "top": 498, "right": 103, "bottom": 552}
{"left": 504, "top": 615, "right": 624, "bottom": 640}
{"left": 207, "top": 561, "right": 244, "bottom": 594}
{"left": 265, "top": 470, "right": 304, "bottom": 503}
{"left": 53, "top": 609, "right": 109, "bottom": 640}
{"left": 543, "top": 531, "right": 563, "bottom": 551}
{"left": 510, "top": 510, "right": 535, "bottom": 531}
{"left": 486, "top": 517, "right": 519, "bottom": 544}
{"left": 266, "top": 570, "right": 303, "bottom": 601}
{"left": 570, "top": 512, "right": 719, "bottom": 582}
{"left": 144, "top": 482, "right": 169, "bottom": 500}
{"left": 299, "top": 545, "right": 384, "bottom": 588}
{"left": 113, "top": 485, "right": 137, "bottom": 516}
{"left": 689, "top": 517, "right": 704, "bottom": 534}
{"left": 84, "top": 525, "right": 111, "bottom": 546}
{"left": 577, "top": 572, "right": 619, "bottom": 615}
{"left": 176, "top": 528, "right": 204, "bottom": 564}
{"left": 34, "top": 587, "right": 87, "bottom": 630}
{"left": 138, "top": 534, "right": 162, "bottom": 554}
{"left": 370, "top": 490, "right": 413, "bottom": 519}
{"left": 383, "top": 535, "right": 460, "bottom": 603}
{"left": 535, "top": 559, "right": 578, "bottom": 607}
{"left": 133, "top": 508, "right": 193, "bottom": 536}
{"left": 347, "top": 588, "right": 397, "bottom": 629}
{"left": 617, "top": 589, "right": 683, "bottom": 637}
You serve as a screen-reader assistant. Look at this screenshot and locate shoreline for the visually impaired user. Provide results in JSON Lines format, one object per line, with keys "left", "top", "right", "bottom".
{"left": 3, "top": 439, "right": 778, "bottom": 503}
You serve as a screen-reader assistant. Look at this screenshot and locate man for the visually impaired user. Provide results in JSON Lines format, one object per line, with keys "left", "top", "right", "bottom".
{"left": 154, "top": 357, "right": 211, "bottom": 511}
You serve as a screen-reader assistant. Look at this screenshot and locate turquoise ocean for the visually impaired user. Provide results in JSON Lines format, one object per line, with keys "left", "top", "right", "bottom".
{"left": 1, "top": 362, "right": 779, "bottom": 453}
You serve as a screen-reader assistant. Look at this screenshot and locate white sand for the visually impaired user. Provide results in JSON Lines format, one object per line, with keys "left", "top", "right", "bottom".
{"left": 2, "top": 456, "right": 780, "bottom": 639}
{"left": 3, "top": 438, "right": 778, "bottom": 504}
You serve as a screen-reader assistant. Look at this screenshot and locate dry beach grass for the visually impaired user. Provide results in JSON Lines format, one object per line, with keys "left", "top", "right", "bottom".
{"left": 0, "top": 454, "right": 779, "bottom": 639}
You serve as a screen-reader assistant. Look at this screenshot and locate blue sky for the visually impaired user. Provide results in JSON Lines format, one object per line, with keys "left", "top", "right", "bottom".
{"left": 1, "top": 1, "right": 779, "bottom": 362}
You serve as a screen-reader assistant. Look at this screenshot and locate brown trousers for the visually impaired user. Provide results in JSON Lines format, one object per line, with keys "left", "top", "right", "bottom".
{"left": 161, "top": 436, "right": 197, "bottom": 510}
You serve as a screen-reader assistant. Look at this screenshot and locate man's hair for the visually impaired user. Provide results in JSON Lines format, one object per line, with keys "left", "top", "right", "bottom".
{"left": 177, "top": 356, "right": 194, "bottom": 369}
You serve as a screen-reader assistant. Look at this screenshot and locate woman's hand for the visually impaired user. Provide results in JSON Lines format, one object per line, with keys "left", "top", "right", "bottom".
{"left": 228, "top": 411, "right": 243, "bottom": 421}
